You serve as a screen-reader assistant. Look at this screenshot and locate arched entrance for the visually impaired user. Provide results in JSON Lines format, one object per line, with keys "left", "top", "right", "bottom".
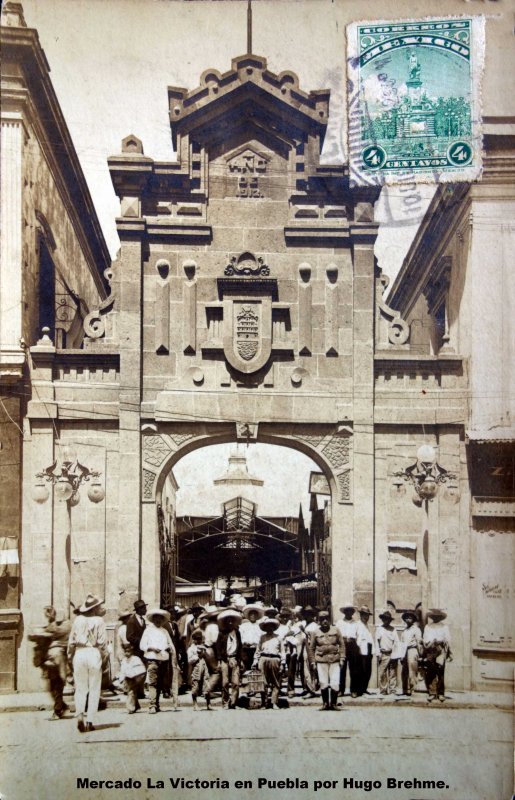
{"left": 140, "top": 422, "right": 354, "bottom": 617}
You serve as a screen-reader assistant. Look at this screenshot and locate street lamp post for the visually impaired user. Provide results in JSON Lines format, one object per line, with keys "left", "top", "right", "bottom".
{"left": 32, "top": 444, "right": 105, "bottom": 617}
{"left": 392, "top": 444, "right": 459, "bottom": 618}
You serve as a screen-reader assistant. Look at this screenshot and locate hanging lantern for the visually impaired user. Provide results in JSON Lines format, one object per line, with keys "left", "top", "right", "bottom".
{"left": 411, "top": 489, "right": 423, "bottom": 507}
{"left": 419, "top": 476, "right": 438, "bottom": 500}
{"left": 87, "top": 479, "right": 105, "bottom": 504}
{"left": 69, "top": 491, "right": 81, "bottom": 507}
{"left": 32, "top": 479, "right": 50, "bottom": 504}
{"left": 54, "top": 476, "right": 73, "bottom": 502}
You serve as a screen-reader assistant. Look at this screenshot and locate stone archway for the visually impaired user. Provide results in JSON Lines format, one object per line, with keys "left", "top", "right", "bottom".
{"left": 140, "top": 421, "right": 355, "bottom": 616}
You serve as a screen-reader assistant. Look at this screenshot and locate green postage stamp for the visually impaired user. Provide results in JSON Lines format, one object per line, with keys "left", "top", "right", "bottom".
{"left": 347, "top": 16, "right": 485, "bottom": 185}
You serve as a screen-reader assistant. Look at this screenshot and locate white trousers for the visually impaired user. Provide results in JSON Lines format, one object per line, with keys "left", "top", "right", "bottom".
{"left": 316, "top": 661, "right": 340, "bottom": 691}
{"left": 73, "top": 648, "right": 102, "bottom": 722}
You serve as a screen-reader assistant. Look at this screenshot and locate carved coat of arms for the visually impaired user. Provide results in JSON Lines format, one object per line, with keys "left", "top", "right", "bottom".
{"left": 222, "top": 297, "right": 272, "bottom": 375}
{"left": 236, "top": 305, "right": 259, "bottom": 361}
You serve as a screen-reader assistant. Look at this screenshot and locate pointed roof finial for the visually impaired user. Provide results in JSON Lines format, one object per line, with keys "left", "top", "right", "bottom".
{"left": 247, "top": 0, "right": 252, "bottom": 54}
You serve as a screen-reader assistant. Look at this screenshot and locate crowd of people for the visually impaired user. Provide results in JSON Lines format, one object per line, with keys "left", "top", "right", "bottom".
{"left": 30, "top": 595, "right": 452, "bottom": 729}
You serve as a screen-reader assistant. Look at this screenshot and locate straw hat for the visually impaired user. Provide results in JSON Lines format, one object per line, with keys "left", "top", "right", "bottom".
{"left": 402, "top": 610, "right": 417, "bottom": 623}
{"left": 79, "top": 594, "right": 104, "bottom": 614}
{"left": 340, "top": 603, "right": 356, "bottom": 613}
{"left": 242, "top": 604, "right": 264, "bottom": 619}
{"left": 427, "top": 608, "right": 447, "bottom": 621}
{"left": 218, "top": 609, "right": 242, "bottom": 623}
{"left": 379, "top": 610, "right": 393, "bottom": 621}
{"left": 146, "top": 608, "right": 171, "bottom": 623}
{"left": 259, "top": 617, "right": 280, "bottom": 631}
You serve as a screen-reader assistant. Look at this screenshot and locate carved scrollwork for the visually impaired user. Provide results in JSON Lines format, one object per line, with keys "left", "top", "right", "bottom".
{"left": 83, "top": 267, "right": 116, "bottom": 340}
{"left": 224, "top": 253, "right": 270, "bottom": 277}
{"left": 377, "top": 272, "right": 410, "bottom": 346}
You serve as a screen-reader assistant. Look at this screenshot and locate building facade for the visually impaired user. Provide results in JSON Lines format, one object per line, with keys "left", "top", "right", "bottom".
{"left": 0, "top": 2, "right": 110, "bottom": 690}
{"left": 2, "top": 3, "right": 513, "bottom": 694}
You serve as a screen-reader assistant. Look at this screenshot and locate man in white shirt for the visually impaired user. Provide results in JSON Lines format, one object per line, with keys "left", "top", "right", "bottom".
{"left": 240, "top": 605, "right": 264, "bottom": 671}
{"left": 355, "top": 605, "right": 377, "bottom": 696}
{"left": 375, "top": 610, "right": 400, "bottom": 695}
{"left": 139, "top": 608, "right": 174, "bottom": 713}
{"left": 400, "top": 610, "right": 422, "bottom": 696}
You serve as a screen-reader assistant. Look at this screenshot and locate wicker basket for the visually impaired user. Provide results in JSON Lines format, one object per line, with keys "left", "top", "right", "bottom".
{"left": 244, "top": 668, "right": 265, "bottom": 694}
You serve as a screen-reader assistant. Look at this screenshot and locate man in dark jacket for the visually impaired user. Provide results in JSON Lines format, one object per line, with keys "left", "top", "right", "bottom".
{"left": 126, "top": 600, "right": 147, "bottom": 659}
{"left": 307, "top": 611, "right": 345, "bottom": 710}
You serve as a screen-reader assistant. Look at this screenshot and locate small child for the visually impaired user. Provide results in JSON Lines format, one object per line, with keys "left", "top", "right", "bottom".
{"left": 118, "top": 646, "right": 146, "bottom": 713}
{"left": 188, "top": 629, "right": 210, "bottom": 710}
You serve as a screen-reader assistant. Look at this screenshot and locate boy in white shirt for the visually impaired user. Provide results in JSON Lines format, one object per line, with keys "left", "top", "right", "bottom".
{"left": 139, "top": 608, "right": 175, "bottom": 713}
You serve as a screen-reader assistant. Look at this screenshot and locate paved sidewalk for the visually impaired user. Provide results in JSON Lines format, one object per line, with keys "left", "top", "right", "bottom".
{"left": 0, "top": 687, "right": 511, "bottom": 713}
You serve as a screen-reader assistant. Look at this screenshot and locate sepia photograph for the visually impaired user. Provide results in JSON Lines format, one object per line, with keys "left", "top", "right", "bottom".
{"left": 0, "top": 1, "right": 514, "bottom": 798}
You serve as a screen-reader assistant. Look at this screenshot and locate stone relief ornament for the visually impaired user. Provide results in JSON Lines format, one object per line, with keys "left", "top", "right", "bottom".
{"left": 347, "top": 16, "right": 485, "bottom": 185}
{"left": 225, "top": 254, "right": 270, "bottom": 277}
{"left": 235, "top": 305, "right": 260, "bottom": 361}
{"left": 337, "top": 470, "right": 351, "bottom": 503}
{"left": 377, "top": 272, "right": 410, "bottom": 345}
{"left": 83, "top": 266, "right": 117, "bottom": 341}
{"left": 143, "top": 468, "right": 156, "bottom": 500}
{"left": 142, "top": 435, "right": 171, "bottom": 468}
{"left": 322, "top": 436, "right": 351, "bottom": 469}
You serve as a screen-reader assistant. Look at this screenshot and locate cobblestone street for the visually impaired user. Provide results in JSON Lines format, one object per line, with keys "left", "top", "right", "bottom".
{"left": 1, "top": 692, "right": 512, "bottom": 800}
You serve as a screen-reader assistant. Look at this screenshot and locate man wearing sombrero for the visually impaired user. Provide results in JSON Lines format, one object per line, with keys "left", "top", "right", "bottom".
{"left": 253, "top": 617, "right": 286, "bottom": 709}
{"left": 375, "top": 609, "right": 400, "bottom": 695}
{"left": 422, "top": 609, "right": 452, "bottom": 702}
{"left": 400, "top": 610, "right": 422, "bottom": 696}
{"left": 67, "top": 594, "right": 108, "bottom": 732}
{"left": 240, "top": 604, "right": 264, "bottom": 672}
{"left": 139, "top": 608, "right": 175, "bottom": 713}
{"left": 336, "top": 603, "right": 360, "bottom": 697}
{"left": 215, "top": 609, "right": 243, "bottom": 709}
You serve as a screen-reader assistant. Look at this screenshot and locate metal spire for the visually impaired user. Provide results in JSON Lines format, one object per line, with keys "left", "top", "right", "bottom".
{"left": 247, "top": 0, "right": 252, "bottom": 54}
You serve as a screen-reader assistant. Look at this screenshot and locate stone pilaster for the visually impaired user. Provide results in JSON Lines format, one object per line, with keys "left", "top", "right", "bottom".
{"left": 0, "top": 112, "right": 26, "bottom": 378}
{"left": 117, "top": 233, "right": 144, "bottom": 605}
{"left": 349, "top": 221, "right": 378, "bottom": 613}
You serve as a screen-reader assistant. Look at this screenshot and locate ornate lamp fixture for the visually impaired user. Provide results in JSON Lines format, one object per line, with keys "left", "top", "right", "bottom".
{"left": 393, "top": 445, "right": 459, "bottom": 507}
{"left": 32, "top": 444, "right": 105, "bottom": 506}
